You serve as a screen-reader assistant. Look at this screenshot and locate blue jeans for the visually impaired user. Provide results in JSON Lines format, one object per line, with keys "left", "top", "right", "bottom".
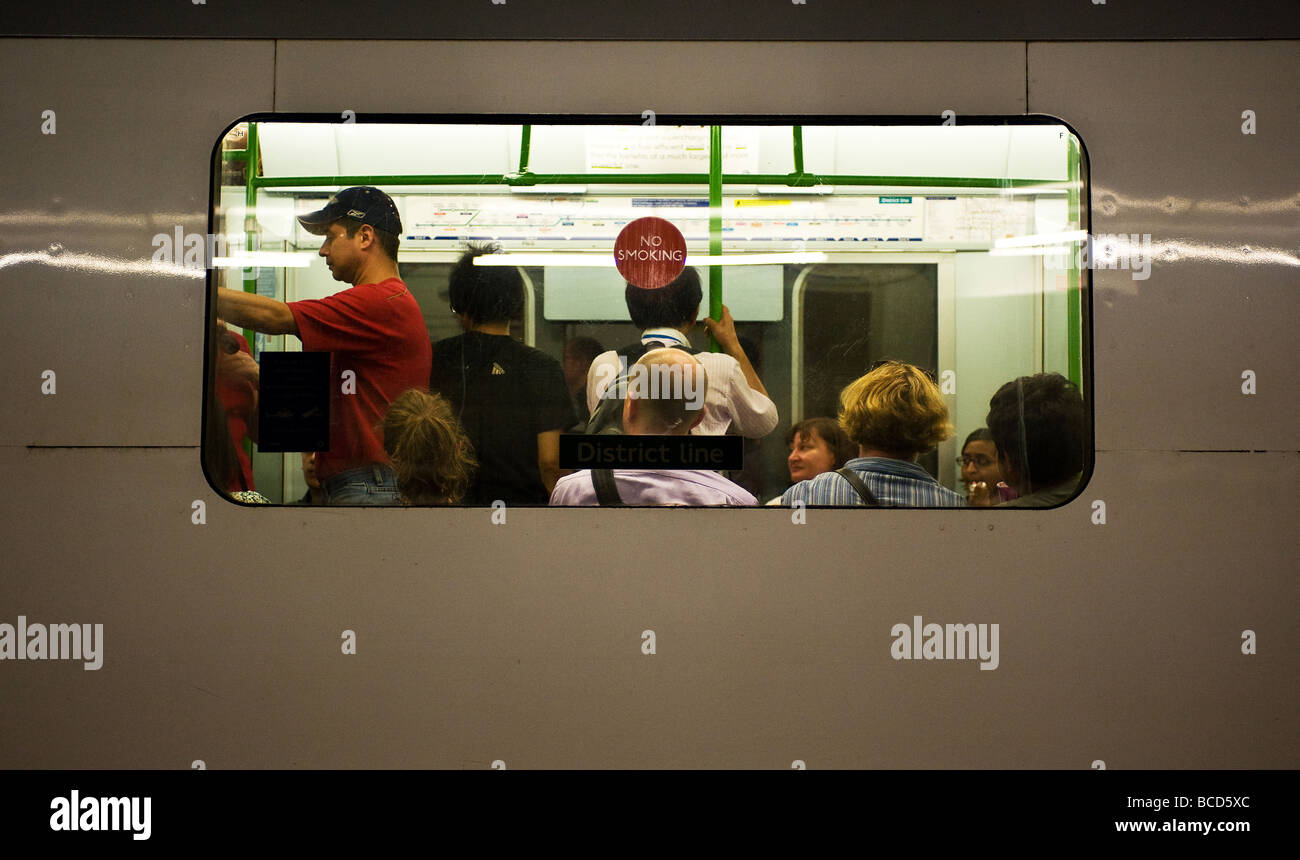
{"left": 322, "top": 465, "right": 401, "bottom": 506}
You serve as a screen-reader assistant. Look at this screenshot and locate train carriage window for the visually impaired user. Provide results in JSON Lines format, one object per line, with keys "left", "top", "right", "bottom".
{"left": 205, "top": 117, "right": 1092, "bottom": 509}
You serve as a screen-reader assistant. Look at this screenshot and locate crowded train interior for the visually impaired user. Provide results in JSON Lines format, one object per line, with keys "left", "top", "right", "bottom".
{"left": 206, "top": 118, "right": 1092, "bottom": 507}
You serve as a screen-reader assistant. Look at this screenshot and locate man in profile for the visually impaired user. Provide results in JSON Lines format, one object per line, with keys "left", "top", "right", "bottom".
{"left": 216, "top": 186, "right": 431, "bottom": 504}
{"left": 551, "top": 349, "right": 756, "bottom": 506}
{"left": 985, "top": 372, "right": 1086, "bottom": 507}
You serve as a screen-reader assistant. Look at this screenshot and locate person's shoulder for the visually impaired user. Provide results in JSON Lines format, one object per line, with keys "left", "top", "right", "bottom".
{"left": 509, "top": 339, "right": 564, "bottom": 371}
{"left": 935, "top": 486, "right": 966, "bottom": 507}
{"left": 553, "top": 470, "right": 588, "bottom": 488}
{"left": 696, "top": 350, "right": 741, "bottom": 369}
{"left": 549, "top": 470, "right": 593, "bottom": 504}
{"left": 783, "top": 470, "right": 840, "bottom": 503}
{"left": 691, "top": 470, "right": 757, "bottom": 505}
{"left": 724, "top": 483, "right": 758, "bottom": 506}
{"left": 337, "top": 277, "right": 395, "bottom": 298}
{"left": 357, "top": 276, "right": 408, "bottom": 293}
{"left": 431, "top": 333, "right": 465, "bottom": 352}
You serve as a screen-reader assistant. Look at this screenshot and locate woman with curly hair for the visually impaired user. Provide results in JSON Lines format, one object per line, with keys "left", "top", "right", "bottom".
{"left": 780, "top": 360, "right": 964, "bottom": 508}
{"left": 381, "top": 389, "right": 477, "bottom": 505}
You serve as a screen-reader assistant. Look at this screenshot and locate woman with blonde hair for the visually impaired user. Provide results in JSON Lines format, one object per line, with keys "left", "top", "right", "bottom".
{"left": 781, "top": 360, "right": 964, "bottom": 507}
{"left": 381, "top": 389, "right": 478, "bottom": 505}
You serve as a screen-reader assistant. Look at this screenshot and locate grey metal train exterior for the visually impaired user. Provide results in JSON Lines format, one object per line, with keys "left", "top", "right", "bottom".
{"left": 0, "top": 38, "right": 1296, "bottom": 768}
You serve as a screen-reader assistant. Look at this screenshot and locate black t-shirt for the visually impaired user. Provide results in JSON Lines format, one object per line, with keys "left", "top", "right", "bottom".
{"left": 430, "top": 332, "right": 576, "bottom": 505}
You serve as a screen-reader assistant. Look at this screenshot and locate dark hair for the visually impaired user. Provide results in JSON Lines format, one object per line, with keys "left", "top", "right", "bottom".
{"left": 986, "top": 373, "right": 1084, "bottom": 489}
{"left": 624, "top": 267, "right": 702, "bottom": 330}
{"left": 565, "top": 336, "right": 606, "bottom": 365}
{"left": 963, "top": 427, "right": 995, "bottom": 449}
{"left": 448, "top": 243, "right": 524, "bottom": 324}
{"left": 339, "top": 218, "right": 400, "bottom": 262}
{"left": 382, "top": 389, "right": 477, "bottom": 505}
{"left": 786, "top": 417, "right": 857, "bottom": 469}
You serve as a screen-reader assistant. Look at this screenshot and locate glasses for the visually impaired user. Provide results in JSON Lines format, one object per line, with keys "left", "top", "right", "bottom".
{"left": 957, "top": 455, "right": 995, "bottom": 468}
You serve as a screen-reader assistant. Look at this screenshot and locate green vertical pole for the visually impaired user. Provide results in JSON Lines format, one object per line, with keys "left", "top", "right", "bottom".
{"left": 242, "top": 121, "right": 260, "bottom": 353}
{"left": 1066, "top": 135, "right": 1082, "bottom": 390}
{"left": 518, "top": 124, "right": 532, "bottom": 174}
{"left": 792, "top": 125, "right": 805, "bottom": 175}
{"left": 708, "top": 125, "right": 722, "bottom": 351}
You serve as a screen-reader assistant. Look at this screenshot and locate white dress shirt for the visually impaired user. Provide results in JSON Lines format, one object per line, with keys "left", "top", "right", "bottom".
{"left": 585, "top": 328, "right": 779, "bottom": 438}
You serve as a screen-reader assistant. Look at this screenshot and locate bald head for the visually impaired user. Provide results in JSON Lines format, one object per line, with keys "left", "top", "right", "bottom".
{"left": 622, "top": 348, "right": 708, "bottom": 435}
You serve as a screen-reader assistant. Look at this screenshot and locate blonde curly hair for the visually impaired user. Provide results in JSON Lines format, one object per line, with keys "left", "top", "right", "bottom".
{"left": 838, "top": 361, "right": 953, "bottom": 459}
{"left": 382, "top": 389, "right": 477, "bottom": 505}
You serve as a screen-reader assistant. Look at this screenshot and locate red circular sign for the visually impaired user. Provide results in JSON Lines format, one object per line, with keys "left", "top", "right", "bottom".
{"left": 613, "top": 217, "right": 687, "bottom": 289}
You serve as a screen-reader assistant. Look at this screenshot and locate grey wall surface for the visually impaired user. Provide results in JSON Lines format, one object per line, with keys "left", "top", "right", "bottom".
{"left": 0, "top": 39, "right": 1296, "bottom": 768}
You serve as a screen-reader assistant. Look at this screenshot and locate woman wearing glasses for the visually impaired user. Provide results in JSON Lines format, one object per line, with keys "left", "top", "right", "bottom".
{"left": 957, "top": 427, "right": 1012, "bottom": 507}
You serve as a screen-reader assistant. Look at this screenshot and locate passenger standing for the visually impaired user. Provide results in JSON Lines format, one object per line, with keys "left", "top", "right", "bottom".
{"left": 958, "top": 427, "right": 1010, "bottom": 506}
{"left": 212, "top": 317, "right": 259, "bottom": 494}
{"left": 765, "top": 416, "right": 857, "bottom": 504}
{"left": 985, "top": 373, "right": 1085, "bottom": 507}
{"left": 429, "top": 245, "right": 576, "bottom": 505}
{"left": 551, "top": 349, "right": 756, "bottom": 506}
{"left": 781, "top": 360, "right": 964, "bottom": 507}
{"left": 216, "top": 186, "right": 431, "bottom": 505}
{"left": 585, "top": 267, "right": 778, "bottom": 439}
{"left": 562, "top": 336, "right": 606, "bottom": 430}
{"left": 382, "top": 389, "right": 477, "bottom": 505}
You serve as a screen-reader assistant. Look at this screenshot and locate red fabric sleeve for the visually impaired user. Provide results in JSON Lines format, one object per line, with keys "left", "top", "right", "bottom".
{"left": 288, "top": 282, "right": 399, "bottom": 354}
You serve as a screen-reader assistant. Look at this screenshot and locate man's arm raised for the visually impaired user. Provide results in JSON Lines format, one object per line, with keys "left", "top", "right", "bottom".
{"left": 703, "top": 304, "right": 769, "bottom": 397}
{"left": 217, "top": 287, "right": 298, "bottom": 336}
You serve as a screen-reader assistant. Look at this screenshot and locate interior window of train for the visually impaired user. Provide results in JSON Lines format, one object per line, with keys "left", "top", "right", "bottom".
{"left": 203, "top": 118, "right": 1092, "bottom": 509}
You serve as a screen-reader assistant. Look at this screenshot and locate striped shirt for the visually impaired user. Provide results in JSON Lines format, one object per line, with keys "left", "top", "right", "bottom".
{"left": 781, "top": 457, "right": 965, "bottom": 508}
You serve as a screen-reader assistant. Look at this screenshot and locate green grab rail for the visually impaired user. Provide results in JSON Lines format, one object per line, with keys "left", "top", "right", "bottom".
{"left": 241, "top": 121, "right": 260, "bottom": 353}
{"left": 1067, "top": 136, "right": 1082, "bottom": 391}
{"left": 708, "top": 126, "right": 723, "bottom": 352}
{"left": 236, "top": 122, "right": 1087, "bottom": 383}
{"left": 252, "top": 172, "right": 1060, "bottom": 190}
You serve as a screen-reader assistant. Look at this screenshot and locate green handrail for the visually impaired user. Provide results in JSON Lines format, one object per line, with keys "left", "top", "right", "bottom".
{"left": 515, "top": 124, "right": 532, "bottom": 178}
{"left": 242, "top": 122, "right": 260, "bottom": 353}
{"left": 1066, "top": 136, "right": 1082, "bottom": 391}
{"left": 239, "top": 120, "right": 1085, "bottom": 379}
{"left": 708, "top": 126, "right": 722, "bottom": 352}
{"left": 787, "top": 126, "right": 817, "bottom": 187}
{"left": 252, "top": 172, "right": 1057, "bottom": 189}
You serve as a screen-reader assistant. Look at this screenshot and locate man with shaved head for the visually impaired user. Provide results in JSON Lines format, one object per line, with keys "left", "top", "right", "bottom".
{"left": 550, "top": 349, "right": 756, "bottom": 506}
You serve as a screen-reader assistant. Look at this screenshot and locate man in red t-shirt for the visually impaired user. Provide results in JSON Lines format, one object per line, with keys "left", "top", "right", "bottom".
{"left": 216, "top": 186, "right": 432, "bottom": 505}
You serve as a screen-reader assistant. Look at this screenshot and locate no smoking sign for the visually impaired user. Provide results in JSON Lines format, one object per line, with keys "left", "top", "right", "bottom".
{"left": 613, "top": 217, "right": 687, "bottom": 289}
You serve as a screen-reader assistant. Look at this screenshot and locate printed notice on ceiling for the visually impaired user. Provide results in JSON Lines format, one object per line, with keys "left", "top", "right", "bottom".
{"left": 924, "top": 196, "right": 1035, "bottom": 243}
{"left": 586, "top": 126, "right": 760, "bottom": 175}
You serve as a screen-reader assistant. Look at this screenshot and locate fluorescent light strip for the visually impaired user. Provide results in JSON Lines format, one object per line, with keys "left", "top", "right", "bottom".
{"left": 993, "top": 230, "right": 1088, "bottom": 249}
{"left": 988, "top": 246, "right": 1072, "bottom": 257}
{"left": 212, "top": 252, "right": 315, "bottom": 268}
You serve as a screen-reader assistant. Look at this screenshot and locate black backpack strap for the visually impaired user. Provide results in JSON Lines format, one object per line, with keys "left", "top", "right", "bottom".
{"left": 616, "top": 343, "right": 651, "bottom": 363}
{"left": 591, "top": 469, "right": 624, "bottom": 506}
{"left": 617, "top": 341, "right": 700, "bottom": 362}
{"left": 836, "top": 467, "right": 881, "bottom": 507}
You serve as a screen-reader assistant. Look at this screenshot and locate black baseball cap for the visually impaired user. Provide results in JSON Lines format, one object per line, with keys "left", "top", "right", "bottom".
{"left": 297, "top": 186, "right": 402, "bottom": 236}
